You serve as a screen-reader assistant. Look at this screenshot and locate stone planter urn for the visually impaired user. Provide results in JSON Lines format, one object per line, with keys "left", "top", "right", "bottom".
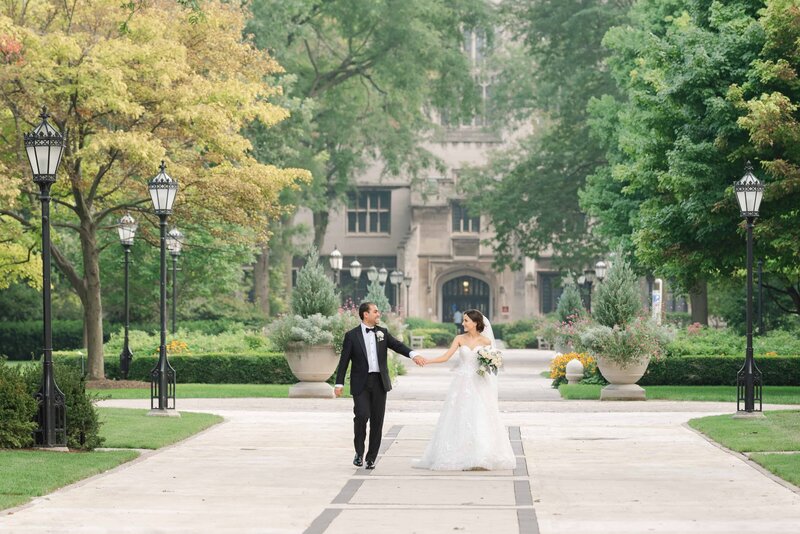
{"left": 597, "top": 354, "right": 651, "bottom": 401}
{"left": 284, "top": 342, "right": 339, "bottom": 398}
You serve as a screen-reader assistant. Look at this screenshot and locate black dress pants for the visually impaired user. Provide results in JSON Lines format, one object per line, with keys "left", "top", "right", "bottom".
{"left": 353, "top": 373, "right": 387, "bottom": 462}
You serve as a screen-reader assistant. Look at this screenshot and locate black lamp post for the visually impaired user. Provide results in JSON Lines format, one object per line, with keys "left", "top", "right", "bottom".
{"left": 390, "top": 269, "right": 403, "bottom": 312}
{"left": 329, "top": 245, "right": 343, "bottom": 286}
{"left": 24, "top": 107, "right": 67, "bottom": 447}
{"left": 117, "top": 213, "right": 138, "bottom": 379}
{"left": 148, "top": 161, "right": 179, "bottom": 415}
{"left": 166, "top": 227, "right": 183, "bottom": 334}
{"left": 734, "top": 161, "right": 765, "bottom": 415}
{"left": 378, "top": 266, "right": 388, "bottom": 286}
{"left": 757, "top": 259, "right": 765, "bottom": 336}
{"left": 583, "top": 268, "right": 596, "bottom": 312}
{"left": 403, "top": 275, "right": 412, "bottom": 317}
{"left": 349, "top": 259, "right": 362, "bottom": 303}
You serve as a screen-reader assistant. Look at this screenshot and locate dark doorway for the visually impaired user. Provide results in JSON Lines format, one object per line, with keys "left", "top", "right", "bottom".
{"left": 442, "top": 276, "right": 490, "bottom": 322}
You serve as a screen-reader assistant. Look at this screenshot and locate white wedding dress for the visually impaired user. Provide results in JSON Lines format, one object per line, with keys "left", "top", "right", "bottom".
{"left": 413, "top": 344, "right": 516, "bottom": 471}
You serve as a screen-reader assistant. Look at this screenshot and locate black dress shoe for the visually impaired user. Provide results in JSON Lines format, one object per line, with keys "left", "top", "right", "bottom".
{"left": 353, "top": 455, "right": 363, "bottom": 467}
{"left": 365, "top": 460, "right": 375, "bottom": 470}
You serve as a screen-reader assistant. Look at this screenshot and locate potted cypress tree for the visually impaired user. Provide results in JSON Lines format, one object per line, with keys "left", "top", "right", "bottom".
{"left": 579, "top": 255, "right": 670, "bottom": 400}
{"left": 268, "top": 248, "right": 350, "bottom": 398}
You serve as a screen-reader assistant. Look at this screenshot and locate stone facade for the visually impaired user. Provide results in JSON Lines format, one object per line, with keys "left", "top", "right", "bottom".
{"left": 291, "top": 122, "right": 567, "bottom": 322}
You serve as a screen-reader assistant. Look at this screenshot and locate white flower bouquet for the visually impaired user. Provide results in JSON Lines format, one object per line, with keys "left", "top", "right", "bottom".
{"left": 476, "top": 346, "right": 503, "bottom": 376}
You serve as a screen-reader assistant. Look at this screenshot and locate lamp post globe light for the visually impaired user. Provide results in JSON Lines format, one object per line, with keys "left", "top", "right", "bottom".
{"left": 118, "top": 213, "right": 138, "bottom": 380}
{"left": 595, "top": 260, "right": 607, "bottom": 283}
{"left": 148, "top": 161, "right": 179, "bottom": 416}
{"left": 390, "top": 269, "right": 403, "bottom": 312}
{"left": 378, "top": 266, "right": 388, "bottom": 285}
{"left": 166, "top": 227, "right": 183, "bottom": 335}
{"left": 367, "top": 265, "right": 378, "bottom": 283}
{"left": 403, "top": 275, "right": 412, "bottom": 317}
{"left": 329, "top": 245, "right": 343, "bottom": 285}
{"left": 734, "top": 161, "right": 765, "bottom": 416}
{"left": 349, "top": 259, "right": 362, "bottom": 303}
{"left": 24, "top": 107, "right": 67, "bottom": 447}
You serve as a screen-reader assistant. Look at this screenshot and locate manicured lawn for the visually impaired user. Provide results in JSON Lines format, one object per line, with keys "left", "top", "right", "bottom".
{"left": 558, "top": 384, "right": 800, "bottom": 403}
{"left": 0, "top": 450, "right": 138, "bottom": 511}
{"left": 90, "top": 383, "right": 352, "bottom": 399}
{"left": 690, "top": 411, "right": 800, "bottom": 488}
{"left": 749, "top": 453, "right": 800, "bottom": 487}
{"left": 99, "top": 408, "right": 222, "bottom": 449}
{"left": 688, "top": 411, "right": 800, "bottom": 452}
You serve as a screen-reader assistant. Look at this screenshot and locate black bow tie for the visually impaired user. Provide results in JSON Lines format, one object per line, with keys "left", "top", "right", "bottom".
{"left": 365, "top": 327, "right": 376, "bottom": 334}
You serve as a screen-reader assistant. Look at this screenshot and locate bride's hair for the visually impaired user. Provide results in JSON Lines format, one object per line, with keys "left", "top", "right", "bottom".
{"left": 464, "top": 309, "right": 485, "bottom": 333}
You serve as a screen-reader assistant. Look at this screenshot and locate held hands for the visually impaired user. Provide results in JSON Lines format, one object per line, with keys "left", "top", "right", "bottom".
{"left": 412, "top": 355, "right": 426, "bottom": 367}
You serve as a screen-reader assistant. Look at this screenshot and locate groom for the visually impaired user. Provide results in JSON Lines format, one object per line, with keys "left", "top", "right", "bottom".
{"left": 335, "top": 302, "right": 425, "bottom": 469}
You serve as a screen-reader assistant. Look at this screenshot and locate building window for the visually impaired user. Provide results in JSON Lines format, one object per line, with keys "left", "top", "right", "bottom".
{"left": 452, "top": 201, "right": 480, "bottom": 233}
{"left": 347, "top": 190, "right": 391, "bottom": 234}
{"left": 463, "top": 29, "right": 488, "bottom": 65}
{"left": 539, "top": 273, "right": 563, "bottom": 314}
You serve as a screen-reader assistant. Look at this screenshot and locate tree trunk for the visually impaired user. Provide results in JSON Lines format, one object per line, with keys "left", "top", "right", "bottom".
{"left": 312, "top": 209, "right": 328, "bottom": 251}
{"left": 689, "top": 279, "right": 708, "bottom": 326}
{"left": 79, "top": 219, "right": 105, "bottom": 380}
{"left": 253, "top": 243, "right": 270, "bottom": 317}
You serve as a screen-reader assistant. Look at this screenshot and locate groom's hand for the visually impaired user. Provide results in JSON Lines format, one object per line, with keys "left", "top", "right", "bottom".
{"left": 334, "top": 386, "right": 343, "bottom": 397}
{"left": 412, "top": 355, "right": 426, "bottom": 367}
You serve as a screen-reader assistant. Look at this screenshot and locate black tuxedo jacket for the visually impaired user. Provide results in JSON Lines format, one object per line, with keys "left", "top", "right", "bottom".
{"left": 336, "top": 325, "right": 413, "bottom": 396}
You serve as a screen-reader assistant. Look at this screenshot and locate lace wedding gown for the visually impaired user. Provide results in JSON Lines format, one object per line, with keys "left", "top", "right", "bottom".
{"left": 413, "top": 345, "right": 516, "bottom": 471}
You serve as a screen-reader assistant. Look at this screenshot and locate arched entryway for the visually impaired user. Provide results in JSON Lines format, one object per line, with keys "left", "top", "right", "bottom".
{"left": 441, "top": 275, "right": 491, "bottom": 322}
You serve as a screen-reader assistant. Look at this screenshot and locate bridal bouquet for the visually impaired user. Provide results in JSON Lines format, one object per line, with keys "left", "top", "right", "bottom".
{"left": 476, "top": 346, "right": 503, "bottom": 376}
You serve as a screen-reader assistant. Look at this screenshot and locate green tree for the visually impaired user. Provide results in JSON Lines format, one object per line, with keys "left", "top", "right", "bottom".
{"left": 246, "top": 0, "right": 492, "bottom": 249}
{"left": 556, "top": 283, "right": 585, "bottom": 323}
{"left": 593, "top": 254, "right": 641, "bottom": 328}
{"left": 460, "top": 0, "right": 631, "bottom": 272}
{"left": 581, "top": 1, "right": 780, "bottom": 322}
{"left": 362, "top": 279, "right": 391, "bottom": 316}
{"left": 0, "top": 1, "right": 308, "bottom": 378}
{"left": 729, "top": 0, "right": 800, "bottom": 316}
{"left": 291, "top": 248, "right": 339, "bottom": 317}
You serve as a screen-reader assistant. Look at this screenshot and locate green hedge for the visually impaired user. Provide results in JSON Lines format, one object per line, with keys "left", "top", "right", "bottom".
{"left": 407, "top": 328, "right": 453, "bottom": 348}
{"left": 54, "top": 352, "right": 298, "bottom": 384}
{"left": 640, "top": 355, "right": 800, "bottom": 386}
{"left": 404, "top": 318, "right": 457, "bottom": 333}
{"left": 0, "top": 320, "right": 107, "bottom": 360}
{"left": 123, "top": 319, "right": 263, "bottom": 335}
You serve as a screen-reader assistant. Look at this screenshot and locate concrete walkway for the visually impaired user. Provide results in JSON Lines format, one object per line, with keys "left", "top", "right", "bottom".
{"left": 2, "top": 349, "right": 800, "bottom": 533}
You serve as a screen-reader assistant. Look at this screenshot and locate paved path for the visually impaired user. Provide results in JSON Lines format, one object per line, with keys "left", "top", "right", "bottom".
{"left": 2, "top": 349, "right": 800, "bottom": 533}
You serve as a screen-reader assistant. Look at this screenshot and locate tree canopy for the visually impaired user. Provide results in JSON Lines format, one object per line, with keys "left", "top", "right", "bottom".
{"left": 0, "top": 0, "right": 309, "bottom": 377}
{"left": 246, "top": 0, "right": 493, "bottom": 246}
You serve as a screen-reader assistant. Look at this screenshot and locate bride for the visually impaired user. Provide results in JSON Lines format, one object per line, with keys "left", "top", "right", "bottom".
{"left": 413, "top": 309, "right": 516, "bottom": 471}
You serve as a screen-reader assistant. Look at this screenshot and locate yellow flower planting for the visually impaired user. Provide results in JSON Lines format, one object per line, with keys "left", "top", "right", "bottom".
{"left": 152, "top": 340, "right": 190, "bottom": 356}
{"left": 549, "top": 352, "right": 595, "bottom": 382}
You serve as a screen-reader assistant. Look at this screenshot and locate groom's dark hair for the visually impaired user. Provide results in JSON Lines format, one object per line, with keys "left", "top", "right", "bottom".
{"left": 464, "top": 309, "right": 485, "bottom": 332}
{"left": 358, "top": 302, "right": 375, "bottom": 320}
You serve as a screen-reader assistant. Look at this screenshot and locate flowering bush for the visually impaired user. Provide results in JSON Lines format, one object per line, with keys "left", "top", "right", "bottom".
{"left": 542, "top": 315, "right": 594, "bottom": 352}
{"left": 476, "top": 346, "right": 503, "bottom": 376}
{"left": 686, "top": 322, "right": 704, "bottom": 335}
{"left": 580, "top": 316, "right": 673, "bottom": 369}
{"left": 549, "top": 351, "right": 597, "bottom": 387}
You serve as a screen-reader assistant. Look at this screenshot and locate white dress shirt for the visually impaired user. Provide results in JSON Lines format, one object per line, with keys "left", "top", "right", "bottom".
{"left": 334, "top": 323, "right": 419, "bottom": 389}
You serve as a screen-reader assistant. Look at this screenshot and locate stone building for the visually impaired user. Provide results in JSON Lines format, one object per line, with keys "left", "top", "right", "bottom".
{"left": 290, "top": 30, "right": 689, "bottom": 323}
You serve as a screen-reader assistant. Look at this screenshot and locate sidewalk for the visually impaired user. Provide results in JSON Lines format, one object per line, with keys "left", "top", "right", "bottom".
{"left": 1, "top": 349, "right": 799, "bottom": 533}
